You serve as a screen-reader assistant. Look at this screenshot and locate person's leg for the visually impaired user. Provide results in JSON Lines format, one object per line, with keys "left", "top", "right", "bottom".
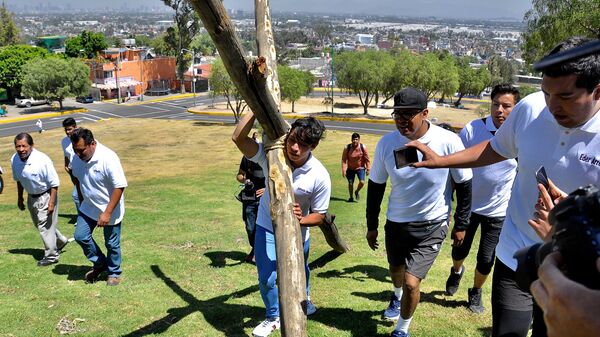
{"left": 27, "top": 194, "right": 60, "bottom": 262}
{"left": 74, "top": 212, "right": 107, "bottom": 269}
{"left": 446, "top": 214, "right": 480, "bottom": 295}
{"left": 303, "top": 236, "right": 317, "bottom": 315}
{"left": 383, "top": 222, "right": 406, "bottom": 320}
{"left": 103, "top": 223, "right": 122, "bottom": 279}
{"left": 491, "top": 258, "right": 533, "bottom": 337}
{"left": 346, "top": 170, "right": 355, "bottom": 201}
{"left": 354, "top": 169, "right": 366, "bottom": 200}
{"left": 71, "top": 186, "right": 80, "bottom": 211}
{"left": 245, "top": 203, "right": 259, "bottom": 248}
{"left": 474, "top": 216, "right": 504, "bottom": 288}
{"left": 254, "top": 226, "right": 279, "bottom": 318}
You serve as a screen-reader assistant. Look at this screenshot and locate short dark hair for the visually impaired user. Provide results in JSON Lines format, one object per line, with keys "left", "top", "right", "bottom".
{"left": 14, "top": 133, "right": 33, "bottom": 146}
{"left": 70, "top": 128, "right": 95, "bottom": 145}
{"left": 542, "top": 37, "right": 600, "bottom": 93}
{"left": 491, "top": 84, "right": 520, "bottom": 103}
{"left": 289, "top": 117, "right": 325, "bottom": 146}
{"left": 62, "top": 117, "right": 77, "bottom": 128}
{"left": 351, "top": 132, "right": 360, "bottom": 139}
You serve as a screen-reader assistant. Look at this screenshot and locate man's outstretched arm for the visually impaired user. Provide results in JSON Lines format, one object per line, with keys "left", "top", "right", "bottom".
{"left": 407, "top": 139, "right": 508, "bottom": 169}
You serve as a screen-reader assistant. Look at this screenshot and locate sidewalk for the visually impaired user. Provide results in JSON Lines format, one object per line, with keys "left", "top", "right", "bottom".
{"left": 0, "top": 100, "right": 89, "bottom": 124}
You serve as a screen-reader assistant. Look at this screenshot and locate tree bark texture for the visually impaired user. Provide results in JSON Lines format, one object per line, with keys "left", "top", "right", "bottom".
{"left": 188, "top": 1, "right": 307, "bottom": 336}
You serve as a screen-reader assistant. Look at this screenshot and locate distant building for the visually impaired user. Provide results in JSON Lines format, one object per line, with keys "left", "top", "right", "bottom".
{"left": 356, "top": 33, "right": 374, "bottom": 45}
{"left": 36, "top": 35, "right": 66, "bottom": 53}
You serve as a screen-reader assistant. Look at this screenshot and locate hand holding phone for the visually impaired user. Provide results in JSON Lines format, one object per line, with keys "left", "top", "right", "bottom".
{"left": 535, "top": 166, "right": 550, "bottom": 190}
{"left": 394, "top": 146, "right": 420, "bottom": 169}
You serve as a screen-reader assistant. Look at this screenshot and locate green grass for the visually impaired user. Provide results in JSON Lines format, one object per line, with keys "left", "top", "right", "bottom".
{"left": 0, "top": 119, "right": 491, "bottom": 336}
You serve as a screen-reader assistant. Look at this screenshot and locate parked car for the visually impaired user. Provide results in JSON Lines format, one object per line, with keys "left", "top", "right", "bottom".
{"left": 76, "top": 96, "right": 94, "bottom": 104}
{"left": 15, "top": 97, "right": 49, "bottom": 108}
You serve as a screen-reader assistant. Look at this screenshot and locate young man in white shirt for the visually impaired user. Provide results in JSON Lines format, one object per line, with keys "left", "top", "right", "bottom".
{"left": 409, "top": 36, "right": 600, "bottom": 337}
{"left": 444, "top": 84, "right": 519, "bottom": 314}
{"left": 232, "top": 112, "right": 331, "bottom": 337}
{"left": 61, "top": 117, "right": 80, "bottom": 211}
{"left": 366, "top": 88, "right": 472, "bottom": 337}
{"left": 70, "top": 128, "right": 128, "bottom": 286}
{"left": 11, "top": 133, "right": 70, "bottom": 266}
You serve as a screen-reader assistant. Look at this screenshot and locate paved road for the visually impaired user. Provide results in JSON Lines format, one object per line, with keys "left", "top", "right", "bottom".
{"left": 0, "top": 96, "right": 396, "bottom": 138}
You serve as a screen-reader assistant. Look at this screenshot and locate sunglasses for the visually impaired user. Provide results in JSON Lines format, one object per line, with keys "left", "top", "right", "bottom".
{"left": 391, "top": 109, "right": 423, "bottom": 122}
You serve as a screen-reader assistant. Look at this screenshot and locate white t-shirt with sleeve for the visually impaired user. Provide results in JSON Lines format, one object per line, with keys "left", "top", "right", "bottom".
{"left": 370, "top": 123, "right": 472, "bottom": 223}
{"left": 250, "top": 143, "right": 331, "bottom": 242}
{"left": 490, "top": 91, "right": 600, "bottom": 270}
{"left": 61, "top": 136, "right": 75, "bottom": 166}
{"left": 70, "top": 142, "right": 128, "bottom": 225}
{"left": 11, "top": 148, "right": 60, "bottom": 194}
{"left": 460, "top": 116, "right": 517, "bottom": 217}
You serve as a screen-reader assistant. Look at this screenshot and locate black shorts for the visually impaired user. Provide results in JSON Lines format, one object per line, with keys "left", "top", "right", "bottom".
{"left": 384, "top": 219, "right": 448, "bottom": 279}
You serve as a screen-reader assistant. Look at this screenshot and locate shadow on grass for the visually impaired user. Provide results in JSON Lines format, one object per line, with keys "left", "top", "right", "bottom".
{"left": 309, "top": 307, "right": 384, "bottom": 337}
{"left": 7, "top": 248, "right": 44, "bottom": 261}
{"left": 316, "top": 264, "right": 390, "bottom": 283}
{"left": 420, "top": 290, "right": 468, "bottom": 308}
{"left": 52, "top": 264, "right": 90, "bottom": 281}
{"left": 352, "top": 290, "right": 390, "bottom": 302}
{"left": 309, "top": 250, "right": 342, "bottom": 269}
{"left": 122, "top": 265, "right": 261, "bottom": 337}
{"left": 329, "top": 196, "right": 349, "bottom": 202}
{"left": 204, "top": 251, "right": 246, "bottom": 267}
{"left": 58, "top": 213, "right": 78, "bottom": 224}
{"left": 478, "top": 326, "right": 492, "bottom": 337}
{"left": 192, "top": 121, "right": 235, "bottom": 127}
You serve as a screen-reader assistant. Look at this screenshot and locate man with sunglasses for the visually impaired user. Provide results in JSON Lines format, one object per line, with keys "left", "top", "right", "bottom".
{"left": 366, "top": 87, "right": 472, "bottom": 337}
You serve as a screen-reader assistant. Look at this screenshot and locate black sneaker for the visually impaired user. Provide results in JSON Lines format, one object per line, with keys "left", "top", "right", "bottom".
{"left": 37, "top": 258, "right": 58, "bottom": 267}
{"left": 468, "top": 287, "right": 484, "bottom": 314}
{"left": 445, "top": 266, "right": 464, "bottom": 296}
{"left": 347, "top": 197, "right": 354, "bottom": 202}
{"left": 355, "top": 191, "right": 360, "bottom": 201}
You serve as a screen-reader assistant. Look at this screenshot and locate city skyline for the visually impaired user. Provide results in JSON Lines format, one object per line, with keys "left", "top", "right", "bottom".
{"left": 10, "top": 0, "right": 532, "bottom": 20}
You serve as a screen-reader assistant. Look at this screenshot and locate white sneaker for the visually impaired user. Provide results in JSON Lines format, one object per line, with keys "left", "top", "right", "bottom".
{"left": 252, "top": 317, "right": 280, "bottom": 337}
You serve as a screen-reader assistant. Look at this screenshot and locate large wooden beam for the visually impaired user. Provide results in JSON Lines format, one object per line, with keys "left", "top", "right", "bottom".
{"left": 188, "top": 1, "right": 307, "bottom": 336}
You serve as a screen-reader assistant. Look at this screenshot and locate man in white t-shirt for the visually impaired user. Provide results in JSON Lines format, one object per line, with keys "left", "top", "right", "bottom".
{"left": 444, "top": 84, "right": 519, "bottom": 314}
{"left": 366, "top": 88, "right": 473, "bottom": 337}
{"left": 70, "top": 128, "right": 128, "bottom": 286}
{"left": 61, "top": 117, "right": 80, "bottom": 211}
{"left": 232, "top": 112, "right": 331, "bottom": 337}
{"left": 409, "top": 37, "right": 600, "bottom": 337}
{"left": 11, "top": 133, "right": 70, "bottom": 266}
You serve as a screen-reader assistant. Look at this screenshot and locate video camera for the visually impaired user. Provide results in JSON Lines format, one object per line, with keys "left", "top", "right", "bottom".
{"left": 514, "top": 185, "right": 600, "bottom": 291}
{"left": 237, "top": 179, "right": 257, "bottom": 203}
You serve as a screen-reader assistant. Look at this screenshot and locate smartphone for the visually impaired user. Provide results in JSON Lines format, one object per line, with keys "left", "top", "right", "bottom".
{"left": 535, "top": 166, "right": 550, "bottom": 190}
{"left": 394, "top": 146, "right": 419, "bottom": 169}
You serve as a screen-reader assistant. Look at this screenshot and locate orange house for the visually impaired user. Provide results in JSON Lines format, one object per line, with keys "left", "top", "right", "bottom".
{"left": 90, "top": 48, "right": 178, "bottom": 99}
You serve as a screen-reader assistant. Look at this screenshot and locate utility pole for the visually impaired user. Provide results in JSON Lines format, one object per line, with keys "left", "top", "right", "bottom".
{"left": 115, "top": 54, "right": 121, "bottom": 104}
{"left": 140, "top": 50, "right": 144, "bottom": 101}
{"left": 330, "top": 48, "right": 334, "bottom": 113}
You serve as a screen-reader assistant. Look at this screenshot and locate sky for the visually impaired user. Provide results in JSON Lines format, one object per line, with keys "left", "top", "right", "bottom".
{"left": 13, "top": 0, "right": 533, "bottom": 20}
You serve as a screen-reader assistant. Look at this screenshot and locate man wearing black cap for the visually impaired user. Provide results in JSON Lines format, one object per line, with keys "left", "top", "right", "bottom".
{"left": 366, "top": 87, "right": 472, "bottom": 337}
{"left": 409, "top": 37, "right": 600, "bottom": 337}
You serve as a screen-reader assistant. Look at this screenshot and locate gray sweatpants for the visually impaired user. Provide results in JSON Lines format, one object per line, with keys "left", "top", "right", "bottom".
{"left": 27, "top": 192, "right": 68, "bottom": 261}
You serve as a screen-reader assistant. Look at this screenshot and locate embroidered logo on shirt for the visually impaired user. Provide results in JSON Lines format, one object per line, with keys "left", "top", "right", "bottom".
{"left": 579, "top": 154, "right": 600, "bottom": 167}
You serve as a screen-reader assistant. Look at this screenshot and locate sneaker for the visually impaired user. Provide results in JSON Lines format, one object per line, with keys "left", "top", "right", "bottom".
{"left": 347, "top": 197, "right": 354, "bottom": 202}
{"left": 37, "top": 258, "right": 58, "bottom": 267}
{"left": 382, "top": 294, "right": 401, "bottom": 321}
{"left": 390, "top": 330, "right": 410, "bottom": 337}
{"left": 84, "top": 265, "right": 106, "bottom": 284}
{"left": 305, "top": 300, "right": 317, "bottom": 316}
{"left": 445, "top": 266, "right": 464, "bottom": 296}
{"left": 355, "top": 191, "right": 360, "bottom": 201}
{"left": 468, "top": 287, "right": 484, "bottom": 314}
{"left": 252, "top": 317, "right": 280, "bottom": 337}
{"left": 107, "top": 277, "right": 121, "bottom": 286}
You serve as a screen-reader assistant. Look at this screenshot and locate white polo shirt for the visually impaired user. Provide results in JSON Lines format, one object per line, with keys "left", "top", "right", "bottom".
{"left": 371, "top": 123, "right": 472, "bottom": 223}
{"left": 460, "top": 117, "right": 517, "bottom": 217}
{"left": 61, "top": 136, "right": 75, "bottom": 166}
{"left": 491, "top": 91, "right": 600, "bottom": 270}
{"left": 11, "top": 148, "right": 59, "bottom": 195}
{"left": 71, "top": 142, "right": 128, "bottom": 225}
{"left": 251, "top": 143, "right": 331, "bottom": 242}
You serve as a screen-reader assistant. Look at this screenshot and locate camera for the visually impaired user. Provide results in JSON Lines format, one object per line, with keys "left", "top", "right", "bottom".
{"left": 238, "top": 180, "right": 257, "bottom": 202}
{"left": 514, "top": 185, "right": 600, "bottom": 291}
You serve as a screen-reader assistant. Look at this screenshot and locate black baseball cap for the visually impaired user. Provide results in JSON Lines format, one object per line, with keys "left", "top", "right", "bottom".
{"left": 391, "top": 87, "right": 427, "bottom": 110}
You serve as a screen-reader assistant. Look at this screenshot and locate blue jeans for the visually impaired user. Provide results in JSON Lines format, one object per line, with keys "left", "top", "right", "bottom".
{"left": 242, "top": 201, "right": 259, "bottom": 247}
{"left": 74, "top": 212, "right": 122, "bottom": 278}
{"left": 255, "top": 225, "right": 310, "bottom": 318}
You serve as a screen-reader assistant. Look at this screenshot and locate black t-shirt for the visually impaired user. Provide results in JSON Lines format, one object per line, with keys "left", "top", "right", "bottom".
{"left": 239, "top": 157, "right": 266, "bottom": 190}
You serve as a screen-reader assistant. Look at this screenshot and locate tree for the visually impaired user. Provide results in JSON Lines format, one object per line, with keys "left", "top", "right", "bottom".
{"left": 150, "top": 33, "right": 175, "bottom": 56}
{"left": 209, "top": 58, "right": 246, "bottom": 121}
{"left": 523, "top": 0, "right": 600, "bottom": 64}
{"left": 161, "top": 0, "right": 201, "bottom": 93}
{"left": 410, "top": 53, "right": 440, "bottom": 99}
{"left": 336, "top": 50, "right": 392, "bottom": 114}
{"left": 455, "top": 59, "right": 491, "bottom": 107}
{"left": 279, "top": 66, "right": 313, "bottom": 112}
{"left": 434, "top": 52, "right": 460, "bottom": 102}
{"left": 488, "top": 55, "right": 516, "bottom": 87}
{"left": 381, "top": 49, "right": 416, "bottom": 104}
{"left": 0, "top": 45, "right": 48, "bottom": 98}
{"left": 0, "top": 2, "right": 20, "bottom": 46}
{"left": 313, "top": 24, "right": 332, "bottom": 47}
{"left": 189, "top": 33, "right": 215, "bottom": 56}
{"left": 134, "top": 34, "right": 152, "bottom": 48}
{"left": 21, "top": 57, "right": 90, "bottom": 110}
{"left": 518, "top": 85, "right": 539, "bottom": 98}
{"left": 65, "top": 30, "right": 108, "bottom": 59}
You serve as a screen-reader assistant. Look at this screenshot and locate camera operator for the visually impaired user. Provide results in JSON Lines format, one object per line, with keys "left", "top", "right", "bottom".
{"left": 237, "top": 154, "right": 266, "bottom": 263}
{"left": 407, "top": 36, "right": 600, "bottom": 337}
